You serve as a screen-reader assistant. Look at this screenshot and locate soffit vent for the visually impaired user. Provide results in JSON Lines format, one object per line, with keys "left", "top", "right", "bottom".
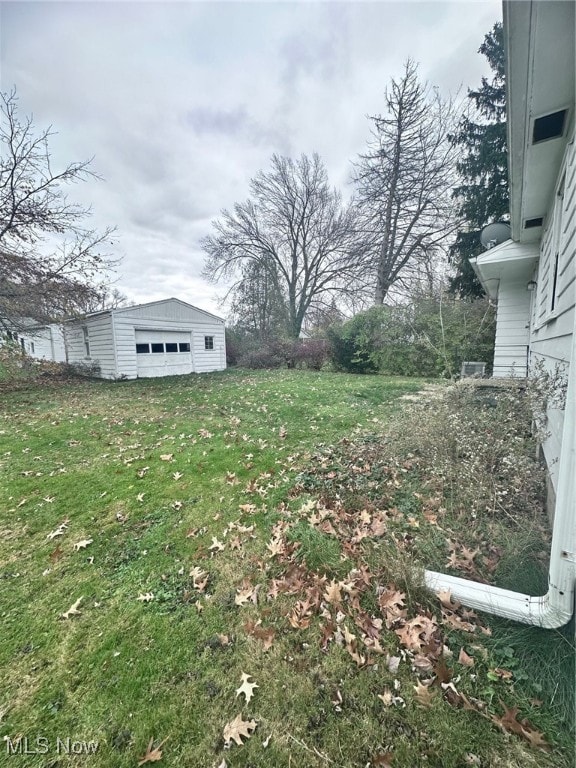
{"left": 524, "top": 217, "right": 544, "bottom": 229}
{"left": 532, "top": 110, "right": 567, "bottom": 144}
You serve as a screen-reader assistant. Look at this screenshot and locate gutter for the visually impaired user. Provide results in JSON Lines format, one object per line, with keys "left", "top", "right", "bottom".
{"left": 425, "top": 309, "right": 576, "bottom": 628}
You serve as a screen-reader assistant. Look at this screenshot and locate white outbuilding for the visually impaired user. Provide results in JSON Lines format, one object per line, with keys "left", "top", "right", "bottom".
{"left": 64, "top": 298, "right": 226, "bottom": 379}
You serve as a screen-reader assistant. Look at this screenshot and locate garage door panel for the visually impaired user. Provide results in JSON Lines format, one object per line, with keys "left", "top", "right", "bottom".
{"left": 135, "top": 330, "right": 193, "bottom": 377}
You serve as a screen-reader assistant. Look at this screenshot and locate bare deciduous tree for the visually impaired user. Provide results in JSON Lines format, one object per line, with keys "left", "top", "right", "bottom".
{"left": 0, "top": 89, "right": 116, "bottom": 331}
{"left": 354, "top": 60, "right": 461, "bottom": 304}
{"left": 202, "top": 153, "right": 363, "bottom": 339}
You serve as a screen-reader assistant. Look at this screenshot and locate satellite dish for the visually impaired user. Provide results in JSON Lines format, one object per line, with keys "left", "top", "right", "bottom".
{"left": 480, "top": 221, "right": 511, "bottom": 250}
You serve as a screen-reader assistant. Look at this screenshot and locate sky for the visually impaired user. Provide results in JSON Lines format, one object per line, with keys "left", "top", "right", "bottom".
{"left": 0, "top": 0, "right": 502, "bottom": 317}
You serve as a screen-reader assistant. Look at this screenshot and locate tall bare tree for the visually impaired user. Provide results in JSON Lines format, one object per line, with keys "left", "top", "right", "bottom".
{"left": 0, "top": 89, "right": 116, "bottom": 331}
{"left": 354, "top": 61, "right": 460, "bottom": 304}
{"left": 202, "top": 153, "right": 362, "bottom": 339}
{"left": 228, "top": 259, "right": 288, "bottom": 340}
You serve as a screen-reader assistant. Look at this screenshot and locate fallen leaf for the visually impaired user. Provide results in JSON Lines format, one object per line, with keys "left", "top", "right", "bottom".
{"left": 160, "top": 454, "right": 173, "bottom": 461}
{"left": 61, "top": 596, "right": 83, "bottom": 619}
{"left": 49, "top": 544, "right": 64, "bottom": 562}
{"left": 172, "top": 471, "right": 183, "bottom": 481}
{"left": 223, "top": 714, "right": 256, "bottom": 746}
{"left": 235, "top": 672, "right": 259, "bottom": 704}
{"left": 137, "top": 592, "right": 155, "bottom": 602}
{"left": 372, "top": 752, "right": 395, "bottom": 767}
{"left": 138, "top": 737, "right": 168, "bottom": 765}
{"left": 458, "top": 648, "right": 475, "bottom": 667}
{"left": 73, "top": 538, "right": 93, "bottom": 551}
{"left": 209, "top": 537, "right": 225, "bottom": 553}
{"left": 413, "top": 680, "right": 437, "bottom": 708}
{"left": 243, "top": 620, "right": 275, "bottom": 650}
{"left": 46, "top": 520, "right": 69, "bottom": 541}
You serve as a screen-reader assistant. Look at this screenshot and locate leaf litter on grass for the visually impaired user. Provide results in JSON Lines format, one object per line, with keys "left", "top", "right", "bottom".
{"left": 0, "top": 371, "right": 571, "bottom": 768}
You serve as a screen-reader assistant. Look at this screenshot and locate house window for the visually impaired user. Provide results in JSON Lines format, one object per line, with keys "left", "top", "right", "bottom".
{"left": 136, "top": 343, "right": 150, "bottom": 354}
{"left": 165, "top": 343, "right": 178, "bottom": 353}
{"left": 151, "top": 343, "right": 164, "bottom": 353}
{"left": 204, "top": 336, "right": 214, "bottom": 350}
{"left": 83, "top": 327, "right": 90, "bottom": 357}
{"left": 179, "top": 342, "right": 190, "bottom": 353}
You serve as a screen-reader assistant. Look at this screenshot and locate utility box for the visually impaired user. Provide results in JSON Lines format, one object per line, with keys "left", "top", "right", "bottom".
{"left": 461, "top": 361, "right": 486, "bottom": 378}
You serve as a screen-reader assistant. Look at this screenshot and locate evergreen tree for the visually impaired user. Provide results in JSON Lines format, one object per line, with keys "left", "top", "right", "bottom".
{"left": 449, "top": 23, "right": 508, "bottom": 297}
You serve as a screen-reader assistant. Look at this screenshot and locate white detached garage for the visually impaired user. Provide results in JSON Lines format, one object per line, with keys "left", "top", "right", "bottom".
{"left": 65, "top": 298, "right": 226, "bottom": 379}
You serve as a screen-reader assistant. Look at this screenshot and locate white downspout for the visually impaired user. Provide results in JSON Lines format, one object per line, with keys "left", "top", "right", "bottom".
{"left": 425, "top": 311, "right": 576, "bottom": 629}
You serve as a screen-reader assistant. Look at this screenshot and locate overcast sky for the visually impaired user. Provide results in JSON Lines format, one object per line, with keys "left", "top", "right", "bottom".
{"left": 0, "top": 0, "right": 501, "bottom": 316}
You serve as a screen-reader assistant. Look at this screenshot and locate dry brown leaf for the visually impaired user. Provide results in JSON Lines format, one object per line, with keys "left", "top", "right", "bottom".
{"left": 235, "top": 582, "right": 257, "bottom": 606}
{"left": 372, "top": 752, "right": 394, "bottom": 767}
{"left": 223, "top": 714, "right": 256, "bottom": 746}
{"left": 209, "top": 537, "right": 225, "bottom": 553}
{"left": 413, "top": 680, "right": 437, "bottom": 708}
{"left": 138, "top": 737, "right": 168, "bottom": 765}
{"left": 73, "top": 538, "right": 93, "bottom": 551}
{"left": 61, "top": 596, "right": 83, "bottom": 619}
{"left": 137, "top": 592, "right": 155, "bottom": 602}
{"left": 235, "top": 672, "right": 259, "bottom": 704}
{"left": 323, "top": 580, "right": 343, "bottom": 605}
{"left": 46, "top": 519, "right": 69, "bottom": 541}
{"left": 458, "top": 648, "right": 475, "bottom": 667}
{"left": 243, "top": 620, "right": 275, "bottom": 650}
{"left": 377, "top": 688, "right": 394, "bottom": 707}
{"left": 49, "top": 544, "right": 64, "bottom": 562}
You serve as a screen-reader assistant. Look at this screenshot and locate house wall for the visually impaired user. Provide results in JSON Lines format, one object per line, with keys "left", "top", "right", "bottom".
{"left": 529, "top": 132, "right": 576, "bottom": 494}
{"left": 493, "top": 281, "right": 532, "bottom": 377}
{"left": 2, "top": 325, "right": 67, "bottom": 362}
{"left": 66, "top": 315, "right": 117, "bottom": 378}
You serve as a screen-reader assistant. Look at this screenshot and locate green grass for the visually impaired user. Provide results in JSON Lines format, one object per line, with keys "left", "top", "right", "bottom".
{"left": 0, "top": 368, "right": 572, "bottom": 767}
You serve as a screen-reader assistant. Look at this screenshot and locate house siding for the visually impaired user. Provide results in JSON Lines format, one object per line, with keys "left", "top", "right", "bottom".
{"left": 529, "top": 133, "right": 576, "bottom": 493}
{"left": 493, "top": 281, "right": 532, "bottom": 377}
{"left": 66, "top": 315, "right": 117, "bottom": 378}
{"left": 192, "top": 324, "right": 226, "bottom": 373}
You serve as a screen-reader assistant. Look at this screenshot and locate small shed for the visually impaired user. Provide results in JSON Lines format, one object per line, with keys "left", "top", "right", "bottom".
{"left": 65, "top": 298, "right": 226, "bottom": 379}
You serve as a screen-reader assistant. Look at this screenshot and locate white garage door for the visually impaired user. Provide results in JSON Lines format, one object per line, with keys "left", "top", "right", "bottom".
{"left": 135, "top": 330, "right": 193, "bottom": 378}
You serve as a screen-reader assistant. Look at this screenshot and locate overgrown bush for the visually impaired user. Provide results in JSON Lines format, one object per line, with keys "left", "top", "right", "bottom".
{"left": 237, "top": 338, "right": 330, "bottom": 370}
{"left": 327, "top": 295, "right": 496, "bottom": 377}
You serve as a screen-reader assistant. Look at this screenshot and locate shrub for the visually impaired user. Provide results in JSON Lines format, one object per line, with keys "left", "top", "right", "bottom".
{"left": 238, "top": 338, "right": 330, "bottom": 370}
{"left": 327, "top": 296, "right": 496, "bottom": 377}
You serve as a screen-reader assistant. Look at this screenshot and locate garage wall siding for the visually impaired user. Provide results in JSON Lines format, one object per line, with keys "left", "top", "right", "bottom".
{"left": 192, "top": 324, "right": 226, "bottom": 373}
{"left": 66, "top": 315, "right": 117, "bottom": 378}
{"left": 113, "top": 314, "right": 226, "bottom": 378}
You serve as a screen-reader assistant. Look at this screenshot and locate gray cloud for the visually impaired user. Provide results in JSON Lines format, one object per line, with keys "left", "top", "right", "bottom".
{"left": 0, "top": 0, "right": 501, "bottom": 315}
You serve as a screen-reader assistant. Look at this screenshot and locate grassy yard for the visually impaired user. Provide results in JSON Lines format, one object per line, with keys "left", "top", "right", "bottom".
{"left": 0, "top": 368, "right": 573, "bottom": 767}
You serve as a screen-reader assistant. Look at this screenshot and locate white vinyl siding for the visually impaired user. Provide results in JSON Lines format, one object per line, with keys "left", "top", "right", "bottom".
{"left": 111, "top": 300, "right": 226, "bottom": 379}
{"left": 66, "top": 315, "right": 116, "bottom": 377}
{"left": 193, "top": 325, "right": 226, "bottom": 373}
{"left": 38, "top": 300, "right": 226, "bottom": 380}
{"left": 492, "top": 281, "right": 532, "bottom": 377}
{"left": 530, "top": 133, "right": 576, "bottom": 493}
